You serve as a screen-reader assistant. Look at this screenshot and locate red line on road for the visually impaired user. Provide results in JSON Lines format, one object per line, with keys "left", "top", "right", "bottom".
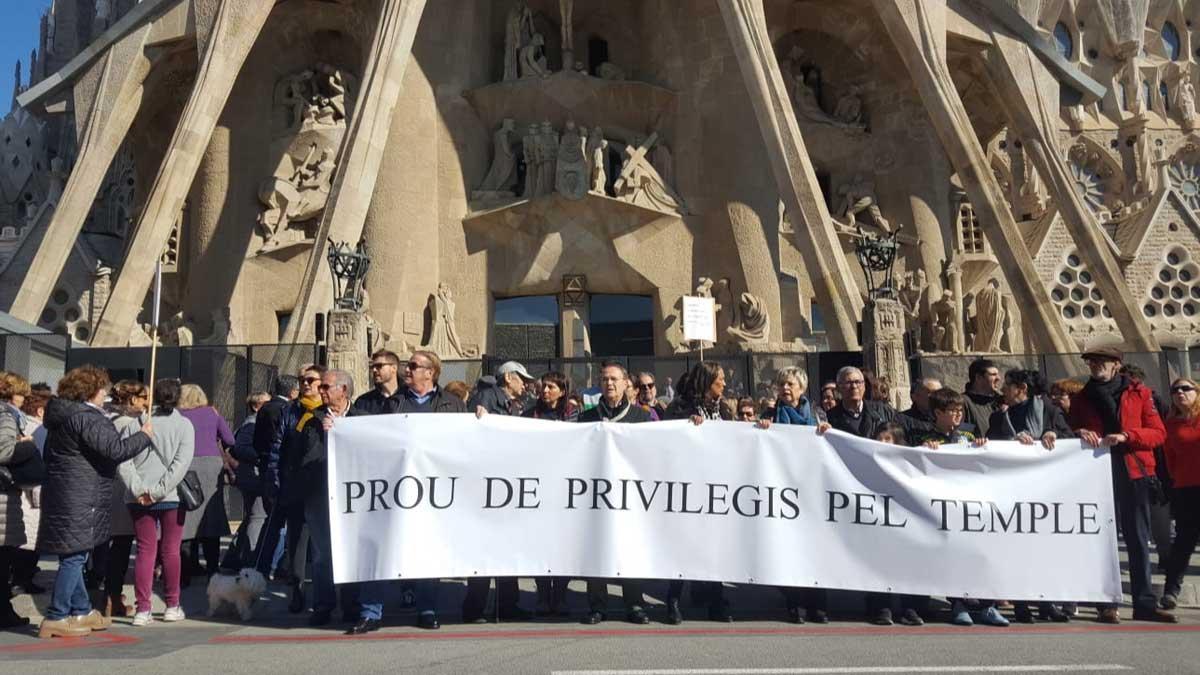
{"left": 208, "top": 622, "right": 1200, "bottom": 645}
{"left": 0, "top": 631, "right": 141, "bottom": 655}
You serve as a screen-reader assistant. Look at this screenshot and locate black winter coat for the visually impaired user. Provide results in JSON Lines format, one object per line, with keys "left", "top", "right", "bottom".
{"left": 38, "top": 398, "right": 152, "bottom": 554}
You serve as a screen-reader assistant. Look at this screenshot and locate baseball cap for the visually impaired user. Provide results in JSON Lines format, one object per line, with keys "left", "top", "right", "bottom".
{"left": 1080, "top": 346, "right": 1123, "bottom": 363}
{"left": 495, "top": 361, "right": 535, "bottom": 382}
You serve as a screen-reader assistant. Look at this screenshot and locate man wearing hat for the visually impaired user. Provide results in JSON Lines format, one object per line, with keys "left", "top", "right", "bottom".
{"left": 462, "top": 361, "right": 537, "bottom": 622}
{"left": 1068, "top": 347, "right": 1175, "bottom": 623}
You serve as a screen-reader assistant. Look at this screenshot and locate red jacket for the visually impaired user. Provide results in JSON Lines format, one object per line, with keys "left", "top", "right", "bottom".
{"left": 1165, "top": 415, "right": 1200, "bottom": 488}
{"left": 1068, "top": 379, "right": 1165, "bottom": 480}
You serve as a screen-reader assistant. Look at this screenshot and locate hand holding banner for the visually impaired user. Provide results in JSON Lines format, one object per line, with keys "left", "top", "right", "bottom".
{"left": 328, "top": 414, "right": 1121, "bottom": 603}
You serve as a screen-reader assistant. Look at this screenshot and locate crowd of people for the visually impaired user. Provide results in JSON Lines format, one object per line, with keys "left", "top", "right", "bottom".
{"left": 0, "top": 345, "right": 1198, "bottom": 638}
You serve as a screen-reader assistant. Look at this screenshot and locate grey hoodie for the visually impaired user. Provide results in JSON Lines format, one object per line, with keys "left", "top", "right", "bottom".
{"left": 117, "top": 409, "right": 195, "bottom": 503}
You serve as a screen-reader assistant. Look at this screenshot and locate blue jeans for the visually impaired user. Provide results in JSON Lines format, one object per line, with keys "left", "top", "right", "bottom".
{"left": 359, "top": 580, "right": 439, "bottom": 620}
{"left": 46, "top": 551, "right": 91, "bottom": 620}
{"left": 304, "top": 492, "right": 337, "bottom": 614}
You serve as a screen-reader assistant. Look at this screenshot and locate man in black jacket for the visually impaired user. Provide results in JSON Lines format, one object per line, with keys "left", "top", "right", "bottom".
{"left": 818, "top": 366, "right": 925, "bottom": 627}
{"left": 462, "top": 360, "right": 536, "bottom": 623}
{"left": 577, "top": 362, "right": 651, "bottom": 625}
{"left": 249, "top": 375, "right": 297, "bottom": 575}
{"left": 963, "top": 359, "right": 1002, "bottom": 437}
{"left": 898, "top": 378, "right": 940, "bottom": 435}
{"left": 299, "top": 369, "right": 353, "bottom": 628}
{"left": 345, "top": 350, "right": 464, "bottom": 633}
{"left": 824, "top": 366, "right": 898, "bottom": 438}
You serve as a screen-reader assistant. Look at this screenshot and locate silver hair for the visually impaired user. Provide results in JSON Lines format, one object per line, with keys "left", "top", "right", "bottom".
{"left": 910, "top": 377, "right": 942, "bottom": 393}
{"left": 327, "top": 369, "right": 355, "bottom": 399}
{"left": 836, "top": 366, "right": 863, "bottom": 383}
{"left": 773, "top": 366, "right": 809, "bottom": 391}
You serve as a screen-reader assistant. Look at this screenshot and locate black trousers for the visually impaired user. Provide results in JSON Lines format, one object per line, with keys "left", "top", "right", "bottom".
{"left": 780, "top": 586, "right": 827, "bottom": 612}
{"left": 104, "top": 536, "right": 133, "bottom": 599}
{"left": 866, "top": 592, "right": 927, "bottom": 615}
{"left": 0, "top": 545, "right": 16, "bottom": 616}
{"left": 462, "top": 577, "right": 521, "bottom": 619}
{"left": 667, "top": 580, "right": 725, "bottom": 607}
{"left": 1104, "top": 466, "right": 1157, "bottom": 612}
{"left": 1165, "top": 486, "right": 1200, "bottom": 598}
{"left": 585, "top": 578, "right": 644, "bottom": 614}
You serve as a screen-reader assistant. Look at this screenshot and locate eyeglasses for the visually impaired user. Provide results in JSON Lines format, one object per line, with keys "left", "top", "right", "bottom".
{"left": 317, "top": 384, "right": 331, "bottom": 391}
{"left": 406, "top": 362, "right": 429, "bottom": 371}
{"left": 302, "top": 377, "right": 320, "bottom": 385}
{"left": 841, "top": 379, "right": 865, "bottom": 386}
{"left": 1172, "top": 385, "right": 1197, "bottom": 393}
{"left": 370, "top": 362, "right": 396, "bottom": 370}
{"left": 637, "top": 383, "right": 656, "bottom": 390}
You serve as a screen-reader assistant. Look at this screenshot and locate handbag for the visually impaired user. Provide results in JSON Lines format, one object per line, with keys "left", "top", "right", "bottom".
{"left": 177, "top": 470, "right": 205, "bottom": 511}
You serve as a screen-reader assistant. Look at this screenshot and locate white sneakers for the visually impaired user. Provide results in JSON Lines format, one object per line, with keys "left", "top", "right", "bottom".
{"left": 131, "top": 607, "right": 184, "bottom": 626}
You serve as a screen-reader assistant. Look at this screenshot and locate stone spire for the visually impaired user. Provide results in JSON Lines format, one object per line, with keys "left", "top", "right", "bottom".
{"left": 11, "top": 60, "right": 20, "bottom": 112}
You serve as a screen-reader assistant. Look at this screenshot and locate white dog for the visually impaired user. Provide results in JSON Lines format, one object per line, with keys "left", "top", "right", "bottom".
{"left": 206, "top": 568, "right": 268, "bottom": 621}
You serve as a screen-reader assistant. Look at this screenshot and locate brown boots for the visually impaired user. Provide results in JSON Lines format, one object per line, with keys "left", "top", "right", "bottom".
{"left": 38, "top": 609, "right": 111, "bottom": 638}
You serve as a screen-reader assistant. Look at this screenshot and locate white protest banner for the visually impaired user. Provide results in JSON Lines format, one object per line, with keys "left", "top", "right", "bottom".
{"left": 328, "top": 414, "right": 1122, "bottom": 603}
{"left": 681, "top": 295, "right": 716, "bottom": 343}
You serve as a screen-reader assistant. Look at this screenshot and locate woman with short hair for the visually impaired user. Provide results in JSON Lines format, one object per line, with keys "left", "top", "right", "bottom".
{"left": 37, "top": 365, "right": 153, "bottom": 638}
{"left": 121, "top": 379, "right": 194, "bottom": 625}
{"left": 93, "top": 379, "right": 148, "bottom": 617}
{"left": 1162, "top": 377, "right": 1200, "bottom": 611}
{"left": 756, "top": 367, "right": 828, "bottom": 623}
{"left": 178, "top": 384, "right": 235, "bottom": 580}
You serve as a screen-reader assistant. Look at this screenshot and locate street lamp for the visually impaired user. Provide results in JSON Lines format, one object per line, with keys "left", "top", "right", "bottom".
{"left": 327, "top": 238, "right": 371, "bottom": 312}
{"left": 853, "top": 226, "right": 901, "bottom": 302}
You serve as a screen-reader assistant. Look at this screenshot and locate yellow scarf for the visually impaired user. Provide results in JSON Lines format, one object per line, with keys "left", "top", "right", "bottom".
{"left": 295, "top": 395, "right": 323, "bottom": 432}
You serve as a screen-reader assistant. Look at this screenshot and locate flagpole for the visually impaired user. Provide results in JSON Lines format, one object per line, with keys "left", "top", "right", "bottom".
{"left": 148, "top": 260, "right": 162, "bottom": 407}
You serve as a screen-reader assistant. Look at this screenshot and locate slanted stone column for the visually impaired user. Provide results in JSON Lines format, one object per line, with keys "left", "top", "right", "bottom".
{"left": 980, "top": 30, "right": 1159, "bottom": 351}
{"left": 863, "top": 298, "right": 911, "bottom": 412}
{"left": 716, "top": 0, "right": 862, "bottom": 351}
{"left": 92, "top": 0, "right": 276, "bottom": 345}
{"left": 871, "top": 0, "right": 1074, "bottom": 353}
{"left": 7, "top": 23, "right": 153, "bottom": 320}
{"left": 282, "top": 0, "right": 430, "bottom": 345}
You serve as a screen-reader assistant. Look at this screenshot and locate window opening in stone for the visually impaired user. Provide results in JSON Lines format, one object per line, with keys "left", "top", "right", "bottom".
{"left": 1143, "top": 80, "right": 1153, "bottom": 111}
{"left": 1053, "top": 22, "right": 1073, "bottom": 60}
{"left": 276, "top": 312, "right": 292, "bottom": 342}
{"left": 589, "top": 294, "right": 653, "bottom": 356}
{"left": 1163, "top": 21, "right": 1182, "bottom": 60}
{"left": 495, "top": 296, "right": 559, "bottom": 360}
{"left": 957, "top": 201, "right": 984, "bottom": 253}
{"left": 588, "top": 36, "right": 609, "bottom": 76}
{"left": 1161, "top": 82, "right": 1171, "bottom": 111}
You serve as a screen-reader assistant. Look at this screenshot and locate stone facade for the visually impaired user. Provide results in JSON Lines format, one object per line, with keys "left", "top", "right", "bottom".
{"left": 2, "top": 0, "right": 1200, "bottom": 362}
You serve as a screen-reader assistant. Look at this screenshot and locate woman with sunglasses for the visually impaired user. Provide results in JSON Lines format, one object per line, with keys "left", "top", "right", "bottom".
{"left": 1161, "top": 377, "right": 1200, "bottom": 610}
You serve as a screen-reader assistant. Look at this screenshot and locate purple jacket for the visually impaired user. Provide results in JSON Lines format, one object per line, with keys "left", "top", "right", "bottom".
{"left": 180, "top": 407, "right": 235, "bottom": 458}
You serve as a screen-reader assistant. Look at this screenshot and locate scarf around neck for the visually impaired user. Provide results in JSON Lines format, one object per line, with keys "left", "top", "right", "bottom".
{"left": 295, "top": 395, "right": 323, "bottom": 432}
{"left": 773, "top": 398, "right": 815, "bottom": 426}
{"left": 1084, "top": 375, "right": 1127, "bottom": 434}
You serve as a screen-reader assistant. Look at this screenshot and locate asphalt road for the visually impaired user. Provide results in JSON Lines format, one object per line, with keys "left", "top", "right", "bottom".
{"left": 3, "top": 579, "right": 1198, "bottom": 674}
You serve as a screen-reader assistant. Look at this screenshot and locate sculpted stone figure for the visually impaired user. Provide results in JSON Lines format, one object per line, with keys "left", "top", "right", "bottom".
{"left": 258, "top": 144, "right": 336, "bottom": 246}
{"left": 833, "top": 85, "right": 864, "bottom": 125}
{"left": 786, "top": 46, "right": 866, "bottom": 133}
{"left": 520, "top": 33, "right": 549, "bottom": 78}
{"left": 555, "top": 120, "right": 588, "bottom": 200}
{"left": 931, "top": 289, "right": 962, "bottom": 353}
{"left": 726, "top": 292, "right": 769, "bottom": 344}
{"left": 474, "top": 118, "right": 518, "bottom": 199}
{"left": 504, "top": 3, "right": 535, "bottom": 81}
{"left": 422, "top": 283, "right": 478, "bottom": 358}
{"left": 614, "top": 133, "right": 685, "bottom": 213}
{"left": 972, "top": 278, "right": 1005, "bottom": 353}
{"left": 838, "top": 174, "right": 891, "bottom": 234}
{"left": 586, "top": 126, "right": 607, "bottom": 194}
{"left": 1181, "top": 80, "right": 1197, "bottom": 130}
{"left": 538, "top": 121, "right": 559, "bottom": 196}
{"left": 522, "top": 122, "right": 541, "bottom": 197}
{"left": 559, "top": 0, "right": 575, "bottom": 70}
{"left": 897, "top": 269, "right": 927, "bottom": 349}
